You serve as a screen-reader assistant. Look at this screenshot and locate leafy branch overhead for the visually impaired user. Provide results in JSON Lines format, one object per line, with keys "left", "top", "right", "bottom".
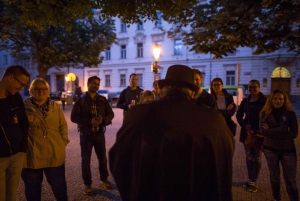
{"left": 165, "top": 0, "right": 300, "bottom": 58}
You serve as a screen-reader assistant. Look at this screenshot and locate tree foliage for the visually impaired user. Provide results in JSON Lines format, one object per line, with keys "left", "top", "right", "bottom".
{"left": 0, "top": 1, "right": 116, "bottom": 79}
{"left": 166, "top": 0, "right": 300, "bottom": 58}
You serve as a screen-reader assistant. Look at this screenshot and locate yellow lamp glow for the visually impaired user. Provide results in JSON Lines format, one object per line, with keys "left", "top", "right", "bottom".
{"left": 67, "top": 73, "right": 76, "bottom": 82}
{"left": 153, "top": 44, "right": 161, "bottom": 62}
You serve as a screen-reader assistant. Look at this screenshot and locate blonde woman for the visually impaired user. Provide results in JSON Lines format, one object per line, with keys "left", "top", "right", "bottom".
{"left": 260, "top": 89, "right": 298, "bottom": 201}
{"left": 139, "top": 90, "right": 155, "bottom": 104}
{"left": 21, "top": 78, "right": 69, "bottom": 201}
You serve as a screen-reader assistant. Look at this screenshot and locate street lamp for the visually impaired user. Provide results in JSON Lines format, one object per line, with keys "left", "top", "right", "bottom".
{"left": 152, "top": 44, "right": 161, "bottom": 80}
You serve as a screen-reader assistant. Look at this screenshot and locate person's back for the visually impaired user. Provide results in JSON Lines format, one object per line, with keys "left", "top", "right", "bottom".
{"left": 109, "top": 65, "right": 234, "bottom": 201}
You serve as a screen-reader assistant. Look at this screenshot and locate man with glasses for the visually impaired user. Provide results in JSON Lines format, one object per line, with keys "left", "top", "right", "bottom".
{"left": 0, "top": 65, "right": 30, "bottom": 201}
{"left": 71, "top": 76, "right": 114, "bottom": 195}
{"left": 192, "top": 69, "right": 217, "bottom": 109}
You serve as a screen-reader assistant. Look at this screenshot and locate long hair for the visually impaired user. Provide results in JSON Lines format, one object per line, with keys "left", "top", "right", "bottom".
{"left": 210, "top": 78, "right": 223, "bottom": 100}
{"left": 260, "top": 89, "right": 294, "bottom": 121}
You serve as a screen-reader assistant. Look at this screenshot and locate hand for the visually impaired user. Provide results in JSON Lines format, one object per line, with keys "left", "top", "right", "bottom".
{"left": 27, "top": 114, "right": 34, "bottom": 123}
{"left": 91, "top": 116, "right": 103, "bottom": 125}
{"left": 246, "top": 129, "right": 254, "bottom": 135}
{"left": 128, "top": 104, "right": 135, "bottom": 109}
{"left": 227, "top": 103, "right": 234, "bottom": 110}
{"left": 262, "top": 123, "right": 269, "bottom": 129}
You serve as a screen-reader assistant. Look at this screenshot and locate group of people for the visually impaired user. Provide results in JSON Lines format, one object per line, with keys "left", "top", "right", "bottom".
{"left": 114, "top": 65, "right": 298, "bottom": 201}
{"left": 0, "top": 66, "right": 114, "bottom": 200}
{"left": 0, "top": 64, "right": 298, "bottom": 201}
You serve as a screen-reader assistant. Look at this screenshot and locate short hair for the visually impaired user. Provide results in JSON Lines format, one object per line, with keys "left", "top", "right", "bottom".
{"left": 29, "top": 78, "right": 50, "bottom": 96}
{"left": 75, "top": 82, "right": 79, "bottom": 86}
{"left": 87, "top": 76, "right": 100, "bottom": 85}
{"left": 2, "top": 65, "right": 30, "bottom": 78}
{"left": 211, "top": 77, "right": 223, "bottom": 86}
{"left": 248, "top": 79, "right": 260, "bottom": 87}
{"left": 129, "top": 73, "right": 138, "bottom": 79}
{"left": 192, "top": 69, "right": 202, "bottom": 78}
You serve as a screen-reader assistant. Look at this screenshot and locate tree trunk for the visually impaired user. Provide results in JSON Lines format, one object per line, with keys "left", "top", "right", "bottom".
{"left": 37, "top": 64, "right": 48, "bottom": 80}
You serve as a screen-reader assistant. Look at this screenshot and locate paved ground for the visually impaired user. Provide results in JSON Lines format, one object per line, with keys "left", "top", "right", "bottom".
{"left": 16, "top": 102, "right": 300, "bottom": 201}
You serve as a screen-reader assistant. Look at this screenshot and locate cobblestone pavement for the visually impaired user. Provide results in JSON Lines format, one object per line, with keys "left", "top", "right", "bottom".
{"left": 16, "top": 102, "right": 300, "bottom": 201}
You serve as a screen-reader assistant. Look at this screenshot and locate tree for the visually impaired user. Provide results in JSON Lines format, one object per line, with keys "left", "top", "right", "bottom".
{"left": 165, "top": 0, "right": 300, "bottom": 58}
{"left": 0, "top": 1, "right": 116, "bottom": 79}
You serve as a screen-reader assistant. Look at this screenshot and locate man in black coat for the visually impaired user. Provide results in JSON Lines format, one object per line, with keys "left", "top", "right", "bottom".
{"left": 109, "top": 65, "right": 234, "bottom": 201}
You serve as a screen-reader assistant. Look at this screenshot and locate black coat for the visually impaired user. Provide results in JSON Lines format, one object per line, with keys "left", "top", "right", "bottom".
{"left": 109, "top": 91, "right": 234, "bottom": 201}
{"left": 260, "top": 109, "right": 298, "bottom": 152}
{"left": 70, "top": 93, "right": 114, "bottom": 133}
{"left": 236, "top": 92, "right": 266, "bottom": 143}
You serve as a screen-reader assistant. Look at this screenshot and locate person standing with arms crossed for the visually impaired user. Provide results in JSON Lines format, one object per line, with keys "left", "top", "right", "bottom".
{"left": 260, "top": 89, "right": 299, "bottom": 201}
{"left": 71, "top": 76, "right": 114, "bottom": 195}
{"left": 0, "top": 65, "right": 30, "bottom": 201}
{"left": 117, "top": 73, "right": 143, "bottom": 119}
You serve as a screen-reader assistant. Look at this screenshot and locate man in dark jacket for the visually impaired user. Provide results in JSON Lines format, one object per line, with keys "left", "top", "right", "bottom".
{"left": 117, "top": 73, "right": 143, "bottom": 118}
{"left": 71, "top": 76, "right": 114, "bottom": 195}
{"left": 109, "top": 65, "right": 234, "bottom": 201}
{"left": 192, "top": 69, "right": 217, "bottom": 109}
{"left": 0, "top": 65, "right": 30, "bottom": 201}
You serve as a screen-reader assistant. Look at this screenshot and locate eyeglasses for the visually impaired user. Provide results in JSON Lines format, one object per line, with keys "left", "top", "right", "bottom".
{"left": 14, "top": 76, "right": 27, "bottom": 88}
{"left": 34, "top": 88, "right": 48, "bottom": 92}
{"left": 212, "top": 84, "right": 221, "bottom": 86}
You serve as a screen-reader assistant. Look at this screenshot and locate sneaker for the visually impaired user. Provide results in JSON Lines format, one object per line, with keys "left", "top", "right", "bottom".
{"left": 247, "top": 182, "right": 258, "bottom": 193}
{"left": 83, "top": 185, "right": 94, "bottom": 195}
{"left": 243, "top": 179, "right": 251, "bottom": 189}
{"left": 101, "top": 179, "right": 112, "bottom": 189}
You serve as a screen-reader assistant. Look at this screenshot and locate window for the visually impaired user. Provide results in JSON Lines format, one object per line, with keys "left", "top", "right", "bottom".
{"left": 137, "top": 43, "right": 143, "bottom": 58}
{"left": 174, "top": 39, "right": 182, "bottom": 55}
{"left": 105, "top": 47, "right": 111, "bottom": 60}
{"left": 263, "top": 78, "right": 267, "bottom": 87}
{"left": 121, "top": 21, "right": 126, "bottom": 32}
{"left": 105, "top": 75, "right": 110, "bottom": 87}
{"left": 3, "top": 55, "right": 8, "bottom": 65}
{"left": 226, "top": 71, "right": 235, "bottom": 85}
{"left": 120, "top": 74, "right": 126, "bottom": 87}
{"left": 137, "top": 73, "right": 143, "bottom": 87}
{"left": 155, "top": 12, "right": 162, "bottom": 28}
{"left": 137, "top": 21, "right": 143, "bottom": 30}
{"left": 121, "top": 45, "right": 126, "bottom": 59}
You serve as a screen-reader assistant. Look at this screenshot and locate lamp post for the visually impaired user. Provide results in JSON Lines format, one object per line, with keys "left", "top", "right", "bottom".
{"left": 152, "top": 44, "right": 161, "bottom": 81}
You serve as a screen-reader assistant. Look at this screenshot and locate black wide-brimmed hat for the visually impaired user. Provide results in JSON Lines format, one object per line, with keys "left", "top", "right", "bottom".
{"left": 158, "top": 65, "right": 199, "bottom": 92}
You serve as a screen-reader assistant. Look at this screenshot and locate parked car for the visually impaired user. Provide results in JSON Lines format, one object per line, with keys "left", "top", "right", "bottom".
{"left": 111, "top": 92, "right": 121, "bottom": 107}
{"left": 202, "top": 85, "right": 245, "bottom": 106}
{"left": 50, "top": 91, "right": 60, "bottom": 100}
{"left": 97, "top": 90, "right": 109, "bottom": 100}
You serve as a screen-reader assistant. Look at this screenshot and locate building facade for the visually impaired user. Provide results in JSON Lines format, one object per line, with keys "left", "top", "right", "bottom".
{"left": 1, "top": 15, "right": 300, "bottom": 101}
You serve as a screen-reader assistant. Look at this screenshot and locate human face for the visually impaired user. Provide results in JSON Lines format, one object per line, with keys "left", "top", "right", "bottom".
{"left": 212, "top": 81, "right": 223, "bottom": 93}
{"left": 130, "top": 75, "right": 138, "bottom": 88}
{"left": 88, "top": 79, "right": 100, "bottom": 93}
{"left": 194, "top": 74, "right": 202, "bottom": 88}
{"left": 9, "top": 74, "right": 29, "bottom": 95}
{"left": 248, "top": 82, "right": 260, "bottom": 95}
{"left": 32, "top": 83, "right": 49, "bottom": 103}
{"left": 272, "top": 93, "right": 284, "bottom": 109}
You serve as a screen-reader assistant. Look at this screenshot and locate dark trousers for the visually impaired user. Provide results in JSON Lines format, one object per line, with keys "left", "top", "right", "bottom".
{"left": 21, "top": 164, "right": 68, "bottom": 201}
{"left": 264, "top": 149, "right": 299, "bottom": 201}
{"left": 80, "top": 131, "right": 109, "bottom": 186}
{"left": 243, "top": 143, "right": 262, "bottom": 182}
{"left": 61, "top": 100, "right": 66, "bottom": 110}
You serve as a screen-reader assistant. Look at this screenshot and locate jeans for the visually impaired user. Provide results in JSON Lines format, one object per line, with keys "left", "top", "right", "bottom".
{"left": 0, "top": 152, "right": 25, "bottom": 201}
{"left": 243, "top": 143, "right": 262, "bottom": 182}
{"left": 264, "top": 149, "right": 299, "bottom": 201}
{"left": 21, "top": 164, "right": 68, "bottom": 201}
{"left": 80, "top": 131, "right": 109, "bottom": 186}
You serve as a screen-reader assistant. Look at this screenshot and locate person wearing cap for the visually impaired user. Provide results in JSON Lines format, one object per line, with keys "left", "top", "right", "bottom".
{"left": 192, "top": 69, "right": 217, "bottom": 109}
{"left": 109, "top": 65, "right": 234, "bottom": 201}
